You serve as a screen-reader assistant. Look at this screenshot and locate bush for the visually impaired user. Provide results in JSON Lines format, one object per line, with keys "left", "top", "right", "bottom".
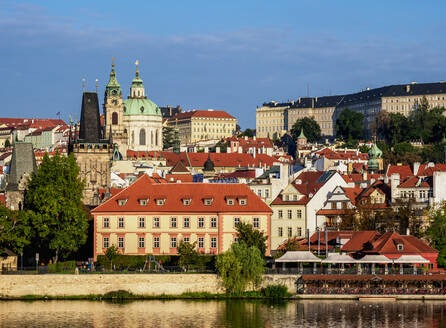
{"left": 262, "top": 284, "right": 291, "bottom": 298}
{"left": 48, "top": 260, "right": 76, "bottom": 273}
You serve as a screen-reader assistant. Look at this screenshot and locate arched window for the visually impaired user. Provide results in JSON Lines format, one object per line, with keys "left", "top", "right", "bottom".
{"left": 151, "top": 131, "right": 154, "bottom": 145}
{"left": 131, "top": 131, "right": 134, "bottom": 144}
{"left": 112, "top": 112, "right": 118, "bottom": 125}
{"left": 155, "top": 129, "right": 159, "bottom": 146}
{"left": 139, "top": 129, "right": 146, "bottom": 145}
{"left": 124, "top": 129, "right": 127, "bottom": 134}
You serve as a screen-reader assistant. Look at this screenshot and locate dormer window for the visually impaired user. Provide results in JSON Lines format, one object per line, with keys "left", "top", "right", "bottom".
{"left": 139, "top": 198, "right": 149, "bottom": 206}
{"left": 204, "top": 198, "right": 213, "bottom": 206}
{"left": 117, "top": 198, "right": 128, "bottom": 206}
{"left": 227, "top": 198, "right": 234, "bottom": 206}
{"left": 156, "top": 199, "right": 165, "bottom": 206}
{"left": 238, "top": 198, "right": 247, "bottom": 206}
{"left": 397, "top": 244, "right": 404, "bottom": 251}
{"left": 183, "top": 198, "right": 191, "bottom": 206}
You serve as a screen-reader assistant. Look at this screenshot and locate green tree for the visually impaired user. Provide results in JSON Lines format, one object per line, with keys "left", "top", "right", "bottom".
{"left": 162, "top": 126, "right": 175, "bottom": 150}
{"left": 0, "top": 206, "right": 31, "bottom": 254}
{"left": 425, "top": 202, "right": 446, "bottom": 267}
{"left": 238, "top": 128, "right": 255, "bottom": 138}
{"left": 177, "top": 240, "right": 199, "bottom": 271}
{"left": 216, "top": 242, "right": 264, "bottom": 294}
{"left": 290, "top": 117, "right": 321, "bottom": 143}
{"left": 24, "top": 153, "right": 89, "bottom": 263}
{"left": 359, "top": 145, "right": 370, "bottom": 154}
{"left": 388, "top": 113, "right": 411, "bottom": 145}
{"left": 335, "top": 108, "right": 364, "bottom": 141}
{"left": 211, "top": 140, "right": 228, "bottom": 153}
{"left": 104, "top": 245, "right": 119, "bottom": 270}
{"left": 235, "top": 221, "right": 268, "bottom": 256}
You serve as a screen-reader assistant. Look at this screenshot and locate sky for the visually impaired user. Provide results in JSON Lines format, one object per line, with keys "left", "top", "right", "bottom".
{"left": 2, "top": 1, "right": 446, "bottom": 129}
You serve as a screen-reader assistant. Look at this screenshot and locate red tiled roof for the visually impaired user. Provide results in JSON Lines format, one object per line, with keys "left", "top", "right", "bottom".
{"left": 341, "top": 231, "right": 381, "bottom": 252}
{"left": 168, "top": 110, "right": 236, "bottom": 121}
{"left": 343, "top": 187, "right": 364, "bottom": 204}
{"left": 219, "top": 170, "right": 257, "bottom": 179}
{"left": 418, "top": 164, "right": 446, "bottom": 176}
{"left": 316, "top": 209, "right": 352, "bottom": 215}
{"left": 386, "top": 165, "right": 414, "bottom": 179}
{"left": 270, "top": 194, "right": 310, "bottom": 205}
{"left": 92, "top": 174, "right": 272, "bottom": 213}
{"left": 316, "top": 147, "right": 336, "bottom": 155}
{"left": 399, "top": 176, "right": 432, "bottom": 188}
{"left": 165, "top": 173, "right": 194, "bottom": 183}
{"left": 225, "top": 136, "right": 273, "bottom": 151}
{"left": 369, "top": 232, "right": 438, "bottom": 254}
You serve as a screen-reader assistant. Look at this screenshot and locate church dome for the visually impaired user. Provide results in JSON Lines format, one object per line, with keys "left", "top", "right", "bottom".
{"left": 123, "top": 98, "right": 161, "bottom": 116}
{"left": 368, "top": 142, "right": 382, "bottom": 159}
{"left": 203, "top": 155, "right": 215, "bottom": 171}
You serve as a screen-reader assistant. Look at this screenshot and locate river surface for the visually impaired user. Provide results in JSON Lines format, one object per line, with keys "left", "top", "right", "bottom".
{"left": 0, "top": 300, "right": 445, "bottom": 327}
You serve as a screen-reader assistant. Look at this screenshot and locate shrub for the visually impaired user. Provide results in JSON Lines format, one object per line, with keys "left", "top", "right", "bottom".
{"left": 262, "top": 284, "right": 291, "bottom": 298}
{"left": 48, "top": 260, "right": 76, "bottom": 273}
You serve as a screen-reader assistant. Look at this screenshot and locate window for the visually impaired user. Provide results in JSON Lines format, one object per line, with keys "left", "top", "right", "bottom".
{"left": 234, "top": 217, "right": 240, "bottom": 227}
{"left": 227, "top": 199, "right": 234, "bottom": 205}
{"left": 138, "top": 217, "right": 145, "bottom": 228}
{"left": 118, "top": 199, "right": 127, "bottom": 206}
{"left": 198, "top": 217, "right": 205, "bottom": 228}
{"left": 278, "top": 227, "right": 283, "bottom": 237}
{"left": 111, "top": 112, "right": 118, "bottom": 125}
{"left": 138, "top": 237, "right": 145, "bottom": 248}
{"left": 296, "top": 210, "right": 302, "bottom": 219}
{"left": 153, "top": 237, "right": 160, "bottom": 248}
{"left": 293, "top": 195, "right": 298, "bottom": 201}
{"left": 153, "top": 217, "right": 160, "bottom": 228}
{"left": 171, "top": 217, "right": 177, "bottom": 228}
{"left": 103, "top": 237, "right": 109, "bottom": 249}
{"left": 198, "top": 237, "right": 204, "bottom": 248}
{"left": 287, "top": 210, "right": 292, "bottom": 219}
{"left": 211, "top": 217, "right": 217, "bottom": 228}
{"left": 118, "top": 217, "right": 124, "bottom": 228}
{"left": 397, "top": 244, "right": 404, "bottom": 251}
{"left": 278, "top": 210, "right": 283, "bottom": 219}
{"left": 118, "top": 237, "right": 124, "bottom": 249}
{"left": 265, "top": 189, "right": 270, "bottom": 198}
{"left": 171, "top": 237, "right": 177, "bottom": 248}
{"left": 234, "top": 237, "right": 239, "bottom": 243}
{"left": 331, "top": 202, "right": 336, "bottom": 209}
{"left": 156, "top": 199, "right": 165, "bottom": 206}
{"left": 139, "top": 199, "right": 147, "bottom": 206}
{"left": 288, "top": 227, "right": 292, "bottom": 237}
{"left": 139, "top": 128, "right": 146, "bottom": 145}
{"left": 183, "top": 217, "right": 190, "bottom": 228}
{"left": 257, "top": 189, "right": 262, "bottom": 197}
{"left": 239, "top": 199, "right": 247, "bottom": 205}
{"left": 204, "top": 199, "right": 213, "bottom": 206}
{"left": 211, "top": 237, "right": 217, "bottom": 249}
{"left": 183, "top": 237, "right": 190, "bottom": 243}
{"left": 103, "top": 218, "right": 110, "bottom": 228}
{"left": 253, "top": 217, "right": 259, "bottom": 228}
{"left": 183, "top": 199, "right": 191, "bottom": 205}
{"left": 297, "top": 227, "right": 302, "bottom": 237}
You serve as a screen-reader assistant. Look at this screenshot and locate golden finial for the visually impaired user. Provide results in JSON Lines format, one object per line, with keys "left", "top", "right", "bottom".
{"left": 112, "top": 57, "right": 115, "bottom": 67}
{"left": 95, "top": 78, "right": 99, "bottom": 92}
{"left": 82, "top": 78, "right": 86, "bottom": 91}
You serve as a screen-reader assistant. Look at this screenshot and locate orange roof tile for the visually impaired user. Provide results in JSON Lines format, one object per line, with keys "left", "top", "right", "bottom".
{"left": 168, "top": 110, "right": 236, "bottom": 121}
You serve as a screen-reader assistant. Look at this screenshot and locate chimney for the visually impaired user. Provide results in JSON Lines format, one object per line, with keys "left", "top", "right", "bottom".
{"left": 362, "top": 172, "right": 367, "bottom": 181}
{"left": 216, "top": 146, "right": 220, "bottom": 153}
{"left": 413, "top": 162, "right": 420, "bottom": 175}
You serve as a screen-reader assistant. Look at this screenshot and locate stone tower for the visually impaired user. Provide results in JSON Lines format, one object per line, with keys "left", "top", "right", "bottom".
{"left": 71, "top": 92, "right": 112, "bottom": 207}
{"left": 103, "top": 59, "right": 127, "bottom": 154}
{"left": 5, "top": 142, "right": 37, "bottom": 210}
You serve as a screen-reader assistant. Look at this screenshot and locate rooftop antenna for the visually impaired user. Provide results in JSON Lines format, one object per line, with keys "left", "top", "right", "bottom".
{"left": 82, "top": 78, "right": 86, "bottom": 92}
{"left": 95, "top": 78, "right": 99, "bottom": 93}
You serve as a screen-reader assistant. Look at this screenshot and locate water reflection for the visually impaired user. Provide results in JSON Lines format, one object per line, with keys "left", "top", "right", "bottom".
{"left": 0, "top": 299, "right": 445, "bottom": 327}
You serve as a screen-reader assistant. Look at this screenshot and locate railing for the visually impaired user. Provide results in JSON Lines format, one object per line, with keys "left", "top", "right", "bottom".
{"left": 266, "top": 267, "right": 425, "bottom": 275}
{"left": 300, "top": 287, "right": 446, "bottom": 295}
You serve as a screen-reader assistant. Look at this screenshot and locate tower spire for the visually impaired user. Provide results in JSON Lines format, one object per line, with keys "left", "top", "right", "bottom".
{"left": 105, "top": 57, "right": 121, "bottom": 97}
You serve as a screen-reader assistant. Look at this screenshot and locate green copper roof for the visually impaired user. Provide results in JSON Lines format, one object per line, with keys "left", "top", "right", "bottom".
{"left": 298, "top": 128, "right": 306, "bottom": 139}
{"left": 123, "top": 98, "right": 161, "bottom": 116}
{"left": 131, "top": 66, "right": 144, "bottom": 88}
{"left": 368, "top": 142, "right": 382, "bottom": 159}
{"left": 106, "top": 62, "right": 121, "bottom": 96}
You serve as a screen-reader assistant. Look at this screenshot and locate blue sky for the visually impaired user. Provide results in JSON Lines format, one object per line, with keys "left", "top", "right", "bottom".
{"left": 2, "top": 1, "right": 446, "bottom": 128}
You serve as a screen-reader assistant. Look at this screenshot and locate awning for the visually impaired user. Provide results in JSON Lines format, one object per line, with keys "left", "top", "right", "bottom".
{"left": 392, "top": 255, "right": 430, "bottom": 264}
{"left": 275, "top": 251, "right": 322, "bottom": 263}
{"left": 322, "top": 253, "right": 357, "bottom": 263}
{"left": 357, "top": 255, "right": 393, "bottom": 263}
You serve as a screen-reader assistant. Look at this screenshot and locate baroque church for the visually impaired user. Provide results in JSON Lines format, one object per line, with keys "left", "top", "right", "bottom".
{"left": 104, "top": 60, "right": 163, "bottom": 155}
{"left": 70, "top": 60, "right": 163, "bottom": 207}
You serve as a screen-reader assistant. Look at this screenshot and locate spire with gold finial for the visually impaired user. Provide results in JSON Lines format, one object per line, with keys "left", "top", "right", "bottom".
{"left": 130, "top": 59, "right": 145, "bottom": 98}
{"left": 106, "top": 57, "right": 121, "bottom": 97}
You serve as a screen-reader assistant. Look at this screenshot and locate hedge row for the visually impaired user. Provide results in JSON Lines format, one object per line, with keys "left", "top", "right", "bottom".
{"left": 48, "top": 261, "right": 76, "bottom": 273}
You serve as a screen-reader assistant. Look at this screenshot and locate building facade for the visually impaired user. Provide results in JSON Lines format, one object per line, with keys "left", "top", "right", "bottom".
{"left": 167, "top": 110, "right": 237, "bottom": 145}
{"left": 91, "top": 175, "right": 272, "bottom": 260}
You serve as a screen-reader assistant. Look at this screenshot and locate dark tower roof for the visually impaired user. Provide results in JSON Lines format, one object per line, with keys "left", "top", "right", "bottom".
{"left": 203, "top": 155, "right": 215, "bottom": 172}
{"left": 6, "top": 142, "right": 37, "bottom": 191}
{"left": 79, "top": 92, "right": 103, "bottom": 143}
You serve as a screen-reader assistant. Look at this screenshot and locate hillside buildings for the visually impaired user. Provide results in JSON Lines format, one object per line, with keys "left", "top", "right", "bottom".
{"left": 256, "top": 81, "right": 446, "bottom": 139}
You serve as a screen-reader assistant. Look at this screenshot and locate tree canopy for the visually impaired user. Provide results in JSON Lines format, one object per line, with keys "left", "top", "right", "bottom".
{"left": 177, "top": 240, "right": 199, "bottom": 271}
{"left": 24, "top": 153, "right": 89, "bottom": 263}
{"left": 162, "top": 126, "right": 175, "bottom": 150}
{"left": 235, "top": 221, "right": 267, "bottom": 256}
{"left": 0, "top": 205, "right": 30, "bottom": 254}
{"left": 290, "top": 117, "right": 321, "bottom": 143}
{"left": 425, "top": 202, "right": 446, "bottom": 268}
{"left": 335, "top": 108, "right": 364, "bottom": 141}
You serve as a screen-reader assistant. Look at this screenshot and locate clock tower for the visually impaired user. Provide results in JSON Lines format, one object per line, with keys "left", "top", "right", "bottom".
{"left": 104, "top": 59, "right": 127, "bottom": 154}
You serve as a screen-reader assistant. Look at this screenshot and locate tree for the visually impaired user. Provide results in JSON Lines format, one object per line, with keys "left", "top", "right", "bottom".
{"left": 290, "top": 117, "right": 321, "bottom": 143}
{"left": 425, "top": 202, "right": 446, "bottom": 268}
{"left": 235, "top": 221, "right": 267, "bottom": 256}
{"left": 211, "top": 140, "right": 228, "bottom": 153}
{"left": 359, "top": 145, "right": 369, "bottom": 154}
{"left": 24, "top": 153, "right": 89, "bottom": 263}
{"left": 273, "top": 238, "right": 301, "bottom": 259}
{"left": 105, "top": 245, "right": 119, "bottom": 270}
{"left": 216, "top": 242, "right": 264, "bottom": 294}
{"left": 162, "top": 126, "right": 175, "bottom": 150}
{"left": 279, "top": 133, "right": 296, "bottom": 159}
{"left": 335, "top": 108, "right": 364, "bottom": 141}
{"left": 238, "top": 128, "right": 255, "bottom": 138}
{"left": 177, "top": 240, "right": 199, "bottom": 271}
{"left": 0, "top": 205, "right": 30, "bottom": 254}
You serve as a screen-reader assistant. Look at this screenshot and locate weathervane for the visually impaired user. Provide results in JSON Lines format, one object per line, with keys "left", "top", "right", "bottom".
{"left": 95, "top": 78, "right": 99, "bottom": 92}
{"left": 112, "top": 57, "right": 115, "bottom": 67}
{"left": 82, "top": 78, "right": 86, "bottom": 92}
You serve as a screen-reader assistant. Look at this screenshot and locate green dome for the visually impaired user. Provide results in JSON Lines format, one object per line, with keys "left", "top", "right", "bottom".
{"left": 368, "top": 142, "right": 382, "bottom": 159}
{"left": 123, "top": 98, "right": 161, "bottom": 116}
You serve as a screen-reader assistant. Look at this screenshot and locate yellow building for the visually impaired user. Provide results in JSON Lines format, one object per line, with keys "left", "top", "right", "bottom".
{"left": 167, "top": 110, "right": 237, "bottom": 144}
{"left": 92, "top": 175, "right": 272, "bottom": 259}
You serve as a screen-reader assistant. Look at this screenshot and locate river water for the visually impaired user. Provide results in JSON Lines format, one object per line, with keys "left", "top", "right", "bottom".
{"left": 0, "top": 300, "right": 445, "bottom": 327}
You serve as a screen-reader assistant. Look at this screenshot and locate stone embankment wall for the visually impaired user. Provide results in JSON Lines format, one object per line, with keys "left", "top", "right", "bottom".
{"left": 0, "top": 274, "right": 299, "bottom": 297}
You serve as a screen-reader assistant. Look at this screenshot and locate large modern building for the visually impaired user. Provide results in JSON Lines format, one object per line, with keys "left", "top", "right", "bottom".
{"left": 167, "top": 110, "right": 237, "bottom": 145}
{"left": 91, "top": 174, "right": 272, "bottom": 259}
{"left": 256, "top": 81, "right": 446, "bottom": 139}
